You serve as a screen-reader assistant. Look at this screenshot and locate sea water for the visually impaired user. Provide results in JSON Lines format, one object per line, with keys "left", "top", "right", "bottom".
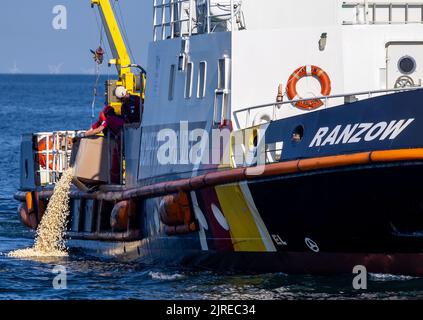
{"left": 9, "top": 168, "right": 73, "bottom": 258}
{"left": 0, "top": 74, "right": 422, "bottom": 300}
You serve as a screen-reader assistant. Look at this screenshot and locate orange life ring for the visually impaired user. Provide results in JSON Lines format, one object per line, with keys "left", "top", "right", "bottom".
{"left": 286, "top": 65, "right": 331, "bottom": 110}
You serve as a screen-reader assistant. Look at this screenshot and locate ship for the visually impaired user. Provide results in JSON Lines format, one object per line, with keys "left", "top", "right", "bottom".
{"left": 14, "top": 0, "right": 423, "bottom": 275}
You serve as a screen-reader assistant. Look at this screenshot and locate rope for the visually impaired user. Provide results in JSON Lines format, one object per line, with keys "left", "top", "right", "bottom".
{"left": 89, "top": 8, "right": 108, "bottom": 124}
{"left": 91, "top": 64, "right": 102, "bottom": 122}
{"left": 89, "top": 0, "right": 138, "bottom": 126}
{"left": 92, "top": 8, "right": 107, "bottom": 51}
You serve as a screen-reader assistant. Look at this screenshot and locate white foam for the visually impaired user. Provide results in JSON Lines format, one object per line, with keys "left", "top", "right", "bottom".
{"left": 369, "top": 273, "right": 418, "bottom": 282}
{"left": 8, "top": 168, "right": 73, "bottom": 258}
{"left": 149, "top": 271, "right": 185, "bottom": 281}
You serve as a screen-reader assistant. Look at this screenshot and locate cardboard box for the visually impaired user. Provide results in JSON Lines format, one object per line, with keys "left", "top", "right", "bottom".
{"left": 72, "top": 136, "right": 111, "bottom": 184}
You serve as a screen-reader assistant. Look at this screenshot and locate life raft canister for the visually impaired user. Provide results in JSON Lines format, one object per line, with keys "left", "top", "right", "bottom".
{"left": 38, "top": 136, "right": 73, "bottom": 169}
{"left": 286, "top": 65, "right": 331, "bottom": 110}
{"left": 38, "top": 137, "right": 53, "bottom": 170}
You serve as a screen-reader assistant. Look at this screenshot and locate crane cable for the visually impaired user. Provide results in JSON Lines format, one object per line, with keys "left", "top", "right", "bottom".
{"left": 89, "top": 1, "right": 137, "bottom": 125}
{"left": 114, "top": 0, "right": 136, "bottom": 64}
{"left": 90, "top": 8, "right": 107, "bottom": 123}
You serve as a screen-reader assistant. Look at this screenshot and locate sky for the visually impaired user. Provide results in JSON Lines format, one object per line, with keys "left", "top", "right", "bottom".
{"left": 0, "top": 0, "right": 152, "bottom": 74}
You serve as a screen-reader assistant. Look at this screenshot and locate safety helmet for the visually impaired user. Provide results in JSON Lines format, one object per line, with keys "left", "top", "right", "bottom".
{"left": 115, "top": 86, "right": 128, "bottom": 99}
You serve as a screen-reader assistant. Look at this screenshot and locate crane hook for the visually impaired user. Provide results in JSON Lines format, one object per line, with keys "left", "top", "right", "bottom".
{"left": 90, "top": 46, "right": 105, "bottom": 65}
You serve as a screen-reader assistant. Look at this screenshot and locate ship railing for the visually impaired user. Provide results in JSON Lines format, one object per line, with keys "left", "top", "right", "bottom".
{"left": 153, "top": 0, "right": 192, "bottom": 41}
{"left": 342, "top": 1, "right": 423, "bottom": 25}
{"left": 153, "top": 0, "right": 243, "bottom": 41}
{"left": 234, "top": 86, "right": 422, "bottom": 129}
{"left": 33, "top": 130, "right": 126, "bottom": 187}
{"left": 34, "top": 131, "right": 76, "bottom": 186}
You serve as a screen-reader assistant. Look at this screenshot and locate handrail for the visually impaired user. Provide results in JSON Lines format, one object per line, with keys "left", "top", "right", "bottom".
{"left": 342, "top": 1, "right": 423, "bottom": 25}
{"left": 234, "top": 86, "right": 422, "bottom": 129}
{"left": 153, "top": 0, "right": 242, "bottom": 41}
{"left": 154, "top": 0, "right": 188, "bottom": 8}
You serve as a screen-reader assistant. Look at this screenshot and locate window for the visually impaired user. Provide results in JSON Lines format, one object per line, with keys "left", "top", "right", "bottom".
{"left": 218, "top": 58, "right": 226, "bottom": 90}
{"left": 214, "top": 57, "right": 230, "bottom": 124}
{"left": 217, "top": 57, "right": 230, "bottom": 90}
{"left": 197, "top": 61, "right": 207, "bottom": 98}
{"left": 398, "top": 55, "right": 416, "bottom": 75}
{"left": 185, "top": 62, "right": 193, "bottom": 98}
{"left": 292, "top": 125, "right": 304, "bottom": 143}
{"left": 168, "top": 64, "right": 176, "bottom": 101}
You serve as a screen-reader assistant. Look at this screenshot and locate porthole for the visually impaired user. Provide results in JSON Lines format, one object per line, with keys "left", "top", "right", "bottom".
{"left": 398, "top": 56, "right": 416, "bottom": 75}
{"left": 292, "top": 125, "right": 304, "bottom": 143}
{"left": 250, "top": 129, "right": 258, "bottom": 148}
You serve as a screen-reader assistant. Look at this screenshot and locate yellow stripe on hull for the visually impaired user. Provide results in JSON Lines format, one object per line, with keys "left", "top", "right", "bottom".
{"left": 215, "top": 184, "right": 267, "bottom": 252}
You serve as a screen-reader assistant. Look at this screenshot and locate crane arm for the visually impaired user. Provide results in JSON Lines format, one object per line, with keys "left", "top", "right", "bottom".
{"left": 91, "top": 0, "right": 146, "bottom": 107}
{"left": 91, "top": 0, "right": 131, "bottom": 76}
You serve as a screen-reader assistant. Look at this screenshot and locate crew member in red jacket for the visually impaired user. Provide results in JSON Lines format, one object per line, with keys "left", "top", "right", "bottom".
{"left": 77, "top": 106, "right": 125, "bottom": 184}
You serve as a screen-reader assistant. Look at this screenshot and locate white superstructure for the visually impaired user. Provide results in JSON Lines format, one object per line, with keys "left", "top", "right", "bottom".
{"left": 131, "top": 0, "right": 423, "bottom": 184}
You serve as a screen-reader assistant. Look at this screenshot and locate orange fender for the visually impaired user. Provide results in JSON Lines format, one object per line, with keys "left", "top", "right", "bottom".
{"left": 159, "top": 192, "right": 191, "bottom": 226}
{"left": 110, "top": 200, "right": 130, "bottom": 231}
{"left": 18, "top": 202, "right": 38, "bottom": 230}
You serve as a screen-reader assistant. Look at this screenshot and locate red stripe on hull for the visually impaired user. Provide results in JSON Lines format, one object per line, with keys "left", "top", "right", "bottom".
{"left": 195, "top": 188, "right": 234, "bottom": 252}
{"left": 185, "top": 252, "right": 423, "bottom": 276}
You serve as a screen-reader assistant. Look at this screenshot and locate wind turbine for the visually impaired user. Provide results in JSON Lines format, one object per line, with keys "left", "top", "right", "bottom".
{"left": 9, "top": 61, "right": 20, "bottom": 74}
{"left": 48, "top": 63, "right": 64, "bottom": 74}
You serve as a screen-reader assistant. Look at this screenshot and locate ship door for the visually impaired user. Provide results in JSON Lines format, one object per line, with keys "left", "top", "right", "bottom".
{"left": 386, "top": 42, "right": 423, "bottom": 89}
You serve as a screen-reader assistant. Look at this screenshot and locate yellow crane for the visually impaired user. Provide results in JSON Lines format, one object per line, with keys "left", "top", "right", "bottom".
{"left": 91, "top": 0, "right": 145, "bottom": 114}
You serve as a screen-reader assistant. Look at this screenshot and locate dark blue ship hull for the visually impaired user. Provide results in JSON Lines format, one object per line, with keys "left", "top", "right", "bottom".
{"left": 264, "top": 89, "right": 423, "bottom": 161}
{"left": 130, "top": 90, "right": 423, "bottom": 275}
{"left": 16, "top": 89, "right": 423, "bottom": 276}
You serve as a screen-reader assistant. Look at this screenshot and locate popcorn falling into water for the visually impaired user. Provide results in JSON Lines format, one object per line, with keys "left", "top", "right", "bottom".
{"left": 9, "top": 168, "right": 74, "bottom": 258}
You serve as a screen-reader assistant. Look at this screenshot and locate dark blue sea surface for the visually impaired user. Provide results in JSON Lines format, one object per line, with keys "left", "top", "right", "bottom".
{"left": 0, "top": 74, "right": 422, "bottom": 300}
